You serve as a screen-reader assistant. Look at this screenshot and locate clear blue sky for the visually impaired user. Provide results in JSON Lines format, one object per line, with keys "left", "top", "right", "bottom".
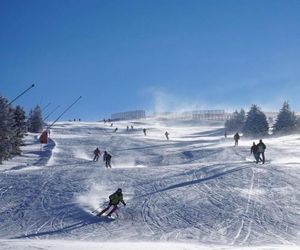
{"left": 1, "top": 0, "right": 300, "bottom": 120}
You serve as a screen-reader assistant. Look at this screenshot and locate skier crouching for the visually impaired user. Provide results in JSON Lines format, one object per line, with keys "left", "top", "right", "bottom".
{"left": 97, "top": 188, "right": 126, "bottom": 217}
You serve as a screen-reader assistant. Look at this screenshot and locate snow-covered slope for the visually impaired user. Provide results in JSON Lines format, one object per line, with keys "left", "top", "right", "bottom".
{"left": 0, "top": 118, "right": 299, "bottom": 250}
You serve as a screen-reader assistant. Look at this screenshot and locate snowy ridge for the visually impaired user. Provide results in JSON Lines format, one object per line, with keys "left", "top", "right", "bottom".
{"left": 0, "top": 118, "right": 299, "bottom": 250}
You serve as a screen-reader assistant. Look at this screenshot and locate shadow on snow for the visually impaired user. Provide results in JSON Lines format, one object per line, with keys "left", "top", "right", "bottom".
{"left": 12, "top": 211, "right": 112, "bottom": 239}
{"left": 141, "top": 163, "right": 252, "bottom": 196}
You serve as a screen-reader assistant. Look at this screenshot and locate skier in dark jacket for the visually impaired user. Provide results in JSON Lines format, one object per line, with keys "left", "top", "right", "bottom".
{"left": 143, "top": 128, "right": 147, "bottom": 136}
{"left": 234, "top": 133, "right": 240, "bottom": 146}
{"left": 165, "top": 131, "right": 169, "bottom": 140}
{"left": 250, "top": 142, "right": 260, "bottom": 162}
{"left": 103, "top": 151, "right": 112, "bottom": 168}
{"left": 97, "top": 188, "right": 126, "bottom": 217}
{"left": 93, "top": 147, "right": 101, "bottom": 162}
{"left": 256, "top": 139, "right": 266, "bottom": 164}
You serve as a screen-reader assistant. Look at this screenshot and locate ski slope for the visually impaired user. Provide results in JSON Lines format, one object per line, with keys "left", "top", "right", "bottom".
{"left": 0, "top": 118, "right": 299, "bottom": 250}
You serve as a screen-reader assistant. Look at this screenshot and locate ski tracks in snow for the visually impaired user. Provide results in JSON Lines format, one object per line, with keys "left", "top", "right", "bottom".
{"left": 231, "top": 167, "right": 255, "bottom": 245}
{"left": 1, "top": 121, "right": 299, "bottom": 246}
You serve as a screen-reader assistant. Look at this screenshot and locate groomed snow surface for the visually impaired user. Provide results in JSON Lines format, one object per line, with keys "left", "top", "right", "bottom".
{"left": 0, "top": 118, "right": 299, "bottom": 250}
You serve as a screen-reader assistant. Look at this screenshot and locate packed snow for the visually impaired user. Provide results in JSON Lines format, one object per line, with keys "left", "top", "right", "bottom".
{"left": 0, "top": 118, "right": 299, "bottom": 250}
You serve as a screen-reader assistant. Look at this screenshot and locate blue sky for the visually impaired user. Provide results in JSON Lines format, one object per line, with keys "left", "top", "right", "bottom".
{"left": 1, "top": 0, "right": 300, "bottom": 120}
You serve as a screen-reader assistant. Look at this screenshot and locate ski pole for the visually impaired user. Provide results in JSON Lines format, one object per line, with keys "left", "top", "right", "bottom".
{"left": 92, "top": 206, "right": 102, "bottom": 214}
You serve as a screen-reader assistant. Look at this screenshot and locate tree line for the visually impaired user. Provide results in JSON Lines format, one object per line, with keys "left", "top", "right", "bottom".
{"left": 225, "top": 102, "right": 300, "bottom": 136}
{"left": 0, "top": 94, "right": 44, "bottom": 164}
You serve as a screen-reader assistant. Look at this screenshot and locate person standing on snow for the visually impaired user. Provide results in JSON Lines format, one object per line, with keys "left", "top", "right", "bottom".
{"left": 103, "top": 151, "right": 112, "bottom": 168}
{"left": 256, "top": 139, "right": 266, "bottom": 164}
{"left": 93, "top": 147, "right": 101, "bottom": 161}
{"left": 234, "top": 132, "right": 240, "bottom": 146}
{"left": 143, "top": 128, "right": 147, "bottom": 136}
{"left": 97, "top": 188, "right": 126, "bottom": 217}
{"left": 250, "top": 142, "right": 260, "bottom": 162}
{"left": 165, "top": 131, "right": 169, "bottom": 140}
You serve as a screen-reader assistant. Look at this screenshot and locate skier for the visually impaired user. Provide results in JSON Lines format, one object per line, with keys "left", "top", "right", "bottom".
{"left": 114, "top": 127, "right": 118, "bottom": 133}
{"left": 165, "top": 131, "right": 169, "bottom": 140}
{"left": 103, "top": 151, "right": 112, "bottom": 168}
{"left": 233, "top": 132, "right": 240, "bottom": 146}
{"left": 143, "top": 128, "right": 147, "bottom": 136}
{"left": 256, "top": 139, "right": 266, "bottom": 164}
{"left": 131, "top": 125, "right": 134, "bottom": 130}
{"left": 224, "top": 131, "right": 227, "bottom": 139}
{"left": 97, "top": 188, "right": 126, "bottom": 217}
{"left": 93, "top": 147, "right": 101, "bottom": 162}
{"left": 110, "top": 123, "right": 113, "bottom": 127}
{"left": 250, "top": 142, "right": 259, "bottom": 162}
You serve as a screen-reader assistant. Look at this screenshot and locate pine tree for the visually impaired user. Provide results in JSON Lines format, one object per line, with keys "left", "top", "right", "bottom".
{"left": 11, "top": 105, "right": 27, "bottom": 155}
{"left": 297, "top": 117, "right": 300, "bottom": 131}
{"left": 27, "top": 105, "right": 43, "bottom": 133}
{"left": 273, "top": 102, "right": 297, "bottom": 134}
{"left": 243, "top": 105, "right": 269, "bottom": 136}
{"left": 225, "top": 109, "right": 246, "bottom": 132}
{"left": 237, "top": 109, "right": 246, "bottom": 129}
{"left": 0, "top": 96, "right": 15, "bottom": 164}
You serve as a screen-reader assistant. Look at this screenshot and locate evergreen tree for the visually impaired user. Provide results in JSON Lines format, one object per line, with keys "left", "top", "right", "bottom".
{"left": 297, "top": 117, "right": 300, "bottom": 131}
{"left": 28, "top": 105, "right": 43, "bottom": 133}
{"left": 237, "top": 109, "right": 246, "bottom": 129}
{"left": 243, "top": 105, "right": 269, "bottom": 136}
{"left": 273, "top": 102, "right": 297, "bottom": 134}
{"left": 225, "top": 109, "right": 246, "bottom": 132}
{"left": 0, "top": 96, "right": 15, "bottom": 164}
{"left": 11, "top": 105, "right": 27, "bottom": 155}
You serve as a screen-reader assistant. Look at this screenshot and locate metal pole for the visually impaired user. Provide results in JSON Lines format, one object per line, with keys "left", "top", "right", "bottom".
{"left": 47, "top": 96, "right": 82, "bottom": 130}
{"left": 41, "top": 102, "right": 51, "bottom": 112}
{"left": 44, "top": 105, "right": 60, "bottom": 121}
{"left": 9, "top": 84, "right": 35, "bottom": 105}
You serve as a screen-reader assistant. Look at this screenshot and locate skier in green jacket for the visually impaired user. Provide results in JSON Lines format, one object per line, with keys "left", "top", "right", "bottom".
{"left": 97, "top": 188, "right": 126, "bottom": 217}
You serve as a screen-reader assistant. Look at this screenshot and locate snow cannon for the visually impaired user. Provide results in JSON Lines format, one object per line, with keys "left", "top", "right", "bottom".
{"left": 39, "top": 130, "right": 48, "bottom": 144}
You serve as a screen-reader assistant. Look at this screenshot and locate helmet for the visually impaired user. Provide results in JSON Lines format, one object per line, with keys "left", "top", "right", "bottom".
{"left": 117, "top": 188, "right": 122, "bottom": 193}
